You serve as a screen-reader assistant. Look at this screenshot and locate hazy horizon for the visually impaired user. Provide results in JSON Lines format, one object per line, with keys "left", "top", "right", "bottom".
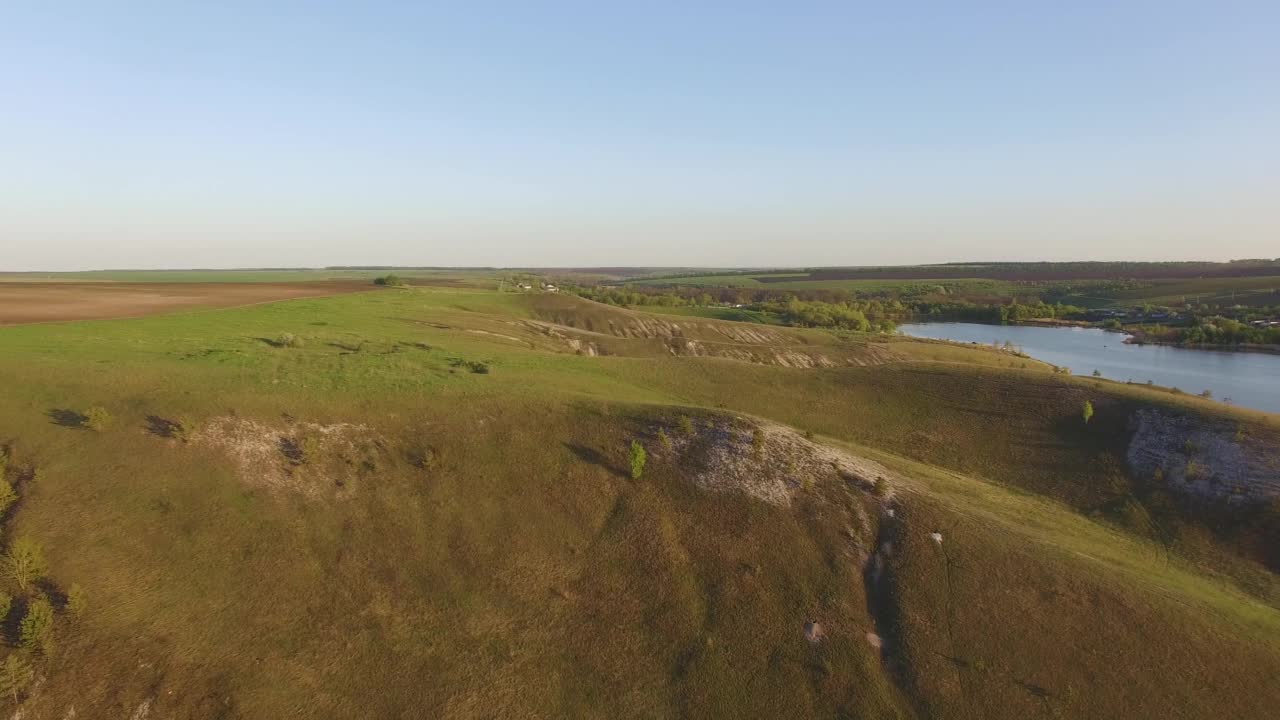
{"left": 4, "top": 2, "right": 1278, "bottom": 271}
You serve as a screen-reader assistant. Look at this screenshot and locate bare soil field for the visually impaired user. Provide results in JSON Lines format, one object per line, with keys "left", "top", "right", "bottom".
{"left": 0, "top": 280, "right": 371, "bottom": 325}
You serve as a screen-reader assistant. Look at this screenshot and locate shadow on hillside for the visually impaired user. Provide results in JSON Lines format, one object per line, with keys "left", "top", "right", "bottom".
{"left": 327, "top": 341, "right": 364, "bottom": 354}
{"left": 46, "top": 409, "right": 86, "bottom": 428}
{"left": 278, "top": 436, "right": 305, "bottom": 465}
{"left": 563, "top": 442, "right": 627, "bottom": 478}
{"left": 145, "top": 415, "right": 180, "bottom": 438}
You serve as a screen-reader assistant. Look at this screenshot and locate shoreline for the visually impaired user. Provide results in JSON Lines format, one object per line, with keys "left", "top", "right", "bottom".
{"left": 906, "top": 317, "right": 1280, "bottom": 356}
{"left": 1120, "top": 337, "right": 1280, "bottom": 356}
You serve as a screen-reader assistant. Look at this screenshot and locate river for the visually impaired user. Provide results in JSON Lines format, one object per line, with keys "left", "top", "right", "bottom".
{"left": 898, "top": 322, "right": 1280, "bottom": 415}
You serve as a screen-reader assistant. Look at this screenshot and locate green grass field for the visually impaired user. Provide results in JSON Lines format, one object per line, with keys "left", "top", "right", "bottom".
{"left": 0, "top": 285, "right": 1277, "bottom": 718}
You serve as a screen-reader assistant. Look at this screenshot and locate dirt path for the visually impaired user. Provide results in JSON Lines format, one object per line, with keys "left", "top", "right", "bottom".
{"left": 0, "top": 281, "right": 373, "bottom": 325}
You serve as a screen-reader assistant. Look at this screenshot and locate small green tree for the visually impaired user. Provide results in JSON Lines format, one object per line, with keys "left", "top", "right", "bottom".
{"left": 657, "top": 429, "right": 672, "bottom": 452}
{"left": 873, "top": 477, "right": 890, "bottom": 498}
{"left": 83, "top": 406, "right": 112, "bottom": 431}
{"left": 0, "top": 654, "right": 34, "bottom": 704}
{"left": 751, "top": 428, "right": 765, "bottom": 458}
{"left": 1092, "top": 369, "right": 1102, "bottom": 377}
{"left": 677, "top": 415, "right": 694, "bottom": 436}
{"left": 19, "top": 594, "right": 54, "bottom": 653}
{"left": 0, "top": 480, "right": 16, "bottom": 515}
{"left": 3, "top": 537, "right": 47, "bottom": 592}
{"left": 171, "top": 416, "right": 197, "bottom": 443}
{"left": 628, "top": 441, "right": 647, "bottom": 480}
{"left": 1082, "top": 400, "right": 1094, "bottom": 425}
{"left": 66, "top": 583, "right": 87, "bottom": 620}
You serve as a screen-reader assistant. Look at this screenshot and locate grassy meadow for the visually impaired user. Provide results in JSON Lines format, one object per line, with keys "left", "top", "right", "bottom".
{"left": 0, "top": 284, "right": 1277, "bottom": 718}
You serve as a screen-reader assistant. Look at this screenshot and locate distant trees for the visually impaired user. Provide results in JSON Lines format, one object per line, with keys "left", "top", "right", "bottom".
{"left": 1129, "top": 315, "right": 1280, "bottom": 347}
{"left": 628, "top": 441, "right": 647, "bottom": 480}
{"left": 3, "top": 537, "right": 47, "bottom": 592}
{"left": 1082, "top": 401, "right": 1094, "bottom": 425}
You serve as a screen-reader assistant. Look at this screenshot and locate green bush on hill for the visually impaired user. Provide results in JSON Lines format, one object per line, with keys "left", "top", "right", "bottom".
{"left": 19, "top": 594, "right": 54, "bottom": 653}
{"left": 628, "top": 441, "right": 646, "bottom": 480}
{"left": 374, "top": 274, "right": 408, "bottom": 287}
{"left": 82, "top": 406, "right": 112, "bottom": 431}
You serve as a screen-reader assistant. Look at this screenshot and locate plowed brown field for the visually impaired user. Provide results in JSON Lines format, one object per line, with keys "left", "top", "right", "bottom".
{"left": 0, "top": 281, "right": 371, "bottom": 325}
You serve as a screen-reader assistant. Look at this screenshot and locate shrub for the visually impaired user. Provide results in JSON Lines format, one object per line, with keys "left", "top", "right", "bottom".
{"left": 83, "top": 406, "right": 112, "bottom": 431}
{"left": 277, "top": 333, "right": 304, "bottom": 348}
{"left": 873, "top": 477, "right": 891, "bottom": 498}
{"left": 1199, "top": 389, "right": 1213, "bottom": 399}
{"left": 449, "top": 358, "right": 490, "bottom": 374}
{"left": 1092, "top": 369, "right": 1102, "bottom": 377}
{"left": 171, "top": 416, "right": 196, "bottom": 443}
{"left": 678, "top": 415, "right": 694, "bottom": 436}
{"left": 0, "top": 654, "right": 33, "bottom": 704}
{"left": 0, "top": 480, "right": 15, "bottom": 515}
{"left": 19, "top": 594, "right": 54, "bottom": 653}
{"left": 0, "top": 450, "right": 6, "bottom": 478}
{"left": 1081, "top": 400, "right": 1094, "bottom": 425}
{"left": 628, "top": 441, "right": 647, "bottom": 480}
{"left": 0, "top": 591, "right": 10, "bottom": 621}
{"left": 657, "top": 429, "right": 672, "bottom": 452}
{"left": 374, "top": 274, "right": 407, "bottom": 287}
{"left": 751, "top": 428, "right": 765, "bottom": 458}
{"left": 298, "top": 434, "right": 321, "bottom": 463}
{"left": 66, "top": 583, "right": 88, "bottom": 619}
{"left": 3, "top": 537, "right": 46, "bottom": 592}
{"left": 407, "top": 444, "right": 437, "bottom": 471}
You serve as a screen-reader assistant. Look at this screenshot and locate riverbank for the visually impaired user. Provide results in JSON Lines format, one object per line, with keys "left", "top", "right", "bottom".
{"left": 897, "top": 321, "right": 1280, "bottom": 414}
{"left": 982, "top": 317, "right": 1280, "bottom": 355}
{"left": 1122, "top": 337, "right": 1280, "bottom": 356}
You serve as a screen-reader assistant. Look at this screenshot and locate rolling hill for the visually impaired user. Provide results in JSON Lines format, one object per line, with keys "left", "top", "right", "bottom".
{"left": 0, "top": 284, "right": 1276, "bottom": 718}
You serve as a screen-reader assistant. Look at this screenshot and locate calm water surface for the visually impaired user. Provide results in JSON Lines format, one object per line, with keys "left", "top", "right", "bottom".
{"left": 899, "top": 322, "right": 1280, "bottom": 415}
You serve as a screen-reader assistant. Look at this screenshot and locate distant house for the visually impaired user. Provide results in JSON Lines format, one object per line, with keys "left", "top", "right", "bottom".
{"left": 542, "top": 283, "right": 559, "bottom": 293}
{"left": 516, "top": 283, "right": 533, "bottom": 291}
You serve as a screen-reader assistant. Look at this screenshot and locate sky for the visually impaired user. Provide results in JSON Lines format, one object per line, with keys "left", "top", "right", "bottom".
{"left": 2, "top": 1, "right": 1278, "bottom": 270}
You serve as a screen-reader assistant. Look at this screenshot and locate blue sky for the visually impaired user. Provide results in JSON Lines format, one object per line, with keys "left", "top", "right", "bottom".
{"left": 2, "top": 1, "right": 1277, "bottom": 269}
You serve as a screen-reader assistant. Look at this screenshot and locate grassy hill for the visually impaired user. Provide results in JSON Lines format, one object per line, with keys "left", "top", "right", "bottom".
{"left": 0, "top": 285, "right": 1276, "bottom": 718}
